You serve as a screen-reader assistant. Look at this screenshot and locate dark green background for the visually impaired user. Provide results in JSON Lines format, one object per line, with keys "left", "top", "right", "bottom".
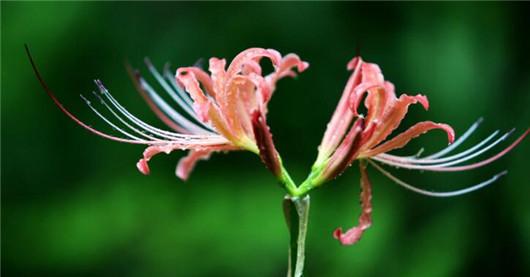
{"left": 2, "top": 2, "right": 530, "bottom": 276}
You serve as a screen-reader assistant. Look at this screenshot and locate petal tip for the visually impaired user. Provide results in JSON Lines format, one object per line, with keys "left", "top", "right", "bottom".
{"left": 300, "top": 61, "right": 310, "bottom": 72}
{"left": 333, "top": 227, "right": 363, "bottom": 246}
{"left": 136, "top": 159, "right": 150, "bottom": 175}
{"left": 175, "top": 167, "right": 190, "bottom": 181}
{"left": 347, "top": 56, "right": 361, "bottom": 70}
{"left": 417, "top": 94, "right": 429, "bottom": 110}
{"left": 445, "top": 124, "right": 456, "bottom": 144}
{"left": 332, "top": 227, "right": 343, "bottom": 240}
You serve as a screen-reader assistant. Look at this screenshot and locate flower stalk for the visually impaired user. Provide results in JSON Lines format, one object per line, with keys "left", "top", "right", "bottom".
{"left": 283, "top": 195, "right": 310, "bottom": 277}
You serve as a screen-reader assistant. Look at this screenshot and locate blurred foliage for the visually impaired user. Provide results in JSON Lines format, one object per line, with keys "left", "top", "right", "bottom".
{"left": 2, "top": 2, "right": 530, "bottom": 276}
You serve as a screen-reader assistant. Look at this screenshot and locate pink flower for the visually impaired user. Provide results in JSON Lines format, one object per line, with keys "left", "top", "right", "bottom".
{"left": 310, "top": 56, "right": 528, "bottom": 246}
{"left": 26, "top": 46, "right": 307, "bottom": 180}
{"left": 27, "top": 44, "right": 527, "bottom": 249}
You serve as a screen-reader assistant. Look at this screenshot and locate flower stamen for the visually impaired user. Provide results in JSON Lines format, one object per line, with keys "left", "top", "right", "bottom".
{"left": 135, "top": 77, "right": 212, "bottom": 134}
{"left": 80, "top": 93, "right": 155, "bottom": 142}
{"left": 373, "top": 128, "right": 528, "bottom": 171}
{"left": 87, "top": 90, "right": 167, "bottom": 141}
{"left": 93, "top": 79, "right": 222, "bottom": 141}
{"left": 142, "top": 58, "right": 215, "bottom": 131}
{"left": 368, "top": 160, "right": 508, "bottom": 197}
{"left": 163, "top": 63, "right": 195, "bottom": 108}
{"left": 378, "top": 129, "right": 500, "bottom": 164}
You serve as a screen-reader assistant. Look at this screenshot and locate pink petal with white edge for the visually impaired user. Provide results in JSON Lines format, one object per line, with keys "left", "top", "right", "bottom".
{"left": 209, "top": 57, "right": 227, "bottom": 93}
{"left": 363, "top": 82, "right": 397, "bottom": 126}
{"left": 265, "top": 53, "right": 309, "bottom": 100}
{"left": 333, "top": 161, "right": 373, "bottom": 245}
{"left": 219, "top": 75, "right": 261, "bottom": 140}
{"left": 361, "top": 93, "right": 430, "bottom": 151}
{"left": 226, "top": 48, "right": 281, "bottom": 77}
{"left": 176, "top": 68, "right": 212, "bottom": 122}
{"left": 136, "top": 143, "right": 229, "bottom": 176}
{"left": 317, "top": 57, "right": 363, "bottom": 161}
{"left": 364, "top": 121, "right": 455, "bottom": 157}
{"left": 179, "top": 67, "right": 215, "bottom": 97}
{"left": 176, "top": 145, "right": 238, "bottom": 180}
{"left": 176, "top": 150, "right": 212, "bottom": 180}
{"left": 348, "top": 62, "right": 388, "bottom": 116}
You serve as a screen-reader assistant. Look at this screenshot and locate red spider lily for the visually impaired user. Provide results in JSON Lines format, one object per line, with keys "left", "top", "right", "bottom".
{"left": 26, "top": 46, "right": 307, "bottom": 180}
{"left": 308, "top": 56, "right": 528, "bottom": 246}
{"left": 27, "top": 44, "right": 527, "bottom": 252}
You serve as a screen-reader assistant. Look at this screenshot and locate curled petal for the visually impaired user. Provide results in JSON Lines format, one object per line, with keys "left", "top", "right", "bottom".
{"left": 349, "top": 62, "right": 391, "bottom": 117}
{"left": 359, "top": 120, "right": 379, "bottom": 146}
{"left": 361, "top": 63, "right": 384, "bottom": 84}
{"left": 176, "top": 149, "right": 213, "bottom": 180}
{"left": 226, "top": 48, "right": 281, "bottom": 77}
{"left": 361, "top": 93, "right": 430, "bottom": 151}
{"left": 136, "top": 144, "right": 182, "bottom": 175}
{"left": 265, "top": 48, "right": 283, "bottom": 66}
{"left": 364, "top": 121, "right": 455, "bottom": 157}
{"left": 333, "top": 161, "right": 373, "bottom": 245}
{"left": 242, "top": 59, "right": 262, "bottom": 75}
{"left": 266, "top": 53, "right": 309, "bottom": 95}
{"left": 252, "top": 110, "right": 282, "bottom": 176}
{"left": 247, "top": 73, "right": 269, "bottom": 109}
{"left": 424, "top": 117, "right": 483, "bottom": 160}
{"left": 176, "top": 68, "right": 212, "bottom": 122}
{"left": 176, "top": 145, "right": 239, "bottom": 180}
{"left": 347, "top": 56, "right": 361, "bottom": 70}
{"left": 208, "top": 57, "right": 227, "bottom": 93}
{"left": 349, "top": 83, "right": 390, "bottom": 129}
{"left": 137, "top": 143, "right": 230, "bottom": 176}
{"left": 365, "top": 82, "right": 398, "bottom": 126}
{"left": 177, "top": 68, "right": 238, "bottom": 143}
{"left": 178, "top": 67, "right": 215, "bottom": 97}
{"left": 136, "top": 158, "right": 151, "bottom": 175}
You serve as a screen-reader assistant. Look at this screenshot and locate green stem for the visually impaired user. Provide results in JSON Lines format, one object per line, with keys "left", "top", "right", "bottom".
{"left": 283, "top": 195, "right": 310, "bottom": 277}
{"left": 278, "top": 165, "right": 317, "bottom": 197}
{"left": 280, "top": 168, "right": 299, "bottom": 196}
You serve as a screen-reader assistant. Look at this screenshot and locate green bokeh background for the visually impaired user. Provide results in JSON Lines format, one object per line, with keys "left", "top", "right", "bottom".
{"left": 2, "top": 2, "right": 530, "bottom": 276}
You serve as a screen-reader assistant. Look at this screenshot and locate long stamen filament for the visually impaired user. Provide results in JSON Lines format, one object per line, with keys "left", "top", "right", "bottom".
{"left": 137, "top": 77, "right": 213, "bottom": 135}
{"left": 94, "top": 80, "right": 219, "bottom": 140}
{"left": 144, "top": 59, "right": 214, "bottom": 131}
{"left": 80, "top": 94, "right": 150, "bottom": 142}
{"left": 88, "top": 91, "right": 165, "bottom": 141}
{"left": 373, "top": 129, "right": 524, "bottom": 171}
{"left": 163, "top": 63, "right": 196, "bottom": 108}
{"left": 80, "top": 88, "right": 228, "bottom": 146}
{"left": 379, "top": 129, "right": 499, "bottom": 164}
{"left": 25, "top": 45, "right": 149, "bottom": 144}
{"left": 368, "top": 160, "right": 507, "bottom": 197}
{"left": 96, "top": 80, "right": 190, "bottom": 139}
